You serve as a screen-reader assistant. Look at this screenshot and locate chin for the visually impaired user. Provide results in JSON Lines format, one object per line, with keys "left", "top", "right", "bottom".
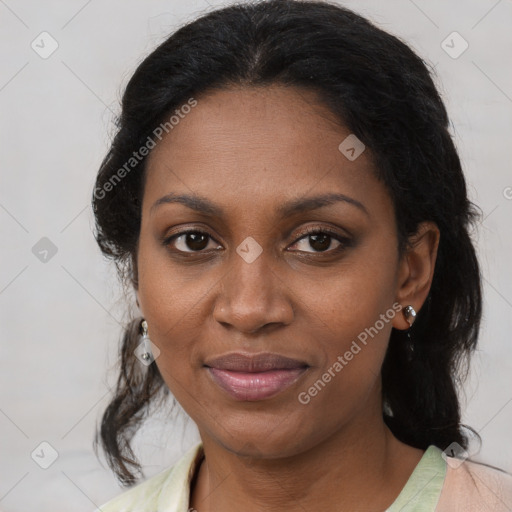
{"left": 202, "top": 415, "right": 317, "bottom": 459}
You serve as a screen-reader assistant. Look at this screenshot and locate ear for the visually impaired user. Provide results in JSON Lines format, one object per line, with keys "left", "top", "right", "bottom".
{"left": 131, "top": 254, "right": 142, "bottom": 313}
{"left": 392, "top": 221, "right": 440, "bottom": 331}
{"left": 134, "top": 290, "right": 146, "bottom": 319}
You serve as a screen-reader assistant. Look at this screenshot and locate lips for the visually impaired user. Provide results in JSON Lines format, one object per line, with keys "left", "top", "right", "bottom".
{"left": 204, "top": 352, "right": 310, "bottom": 401}
{"left": 204, "top": 352, "right": 308, "bottom": 372}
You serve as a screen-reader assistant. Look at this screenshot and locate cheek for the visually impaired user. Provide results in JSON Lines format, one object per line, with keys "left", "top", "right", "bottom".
{"left": 296, "top": 242, "right": 399, "bottom": 396}
{"left": 136, "top": 225, "right": 212, "bottom": 328}
{"left": 136, "top": 236, "right": 202, "bottom": 373}
{"left": 306, "top": 242, "right": 398, "bottom": 346}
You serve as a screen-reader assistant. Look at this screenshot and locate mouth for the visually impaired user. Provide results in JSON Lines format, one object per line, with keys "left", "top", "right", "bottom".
{"left": 204, "top": 352, "right": 310, "bottom": 401}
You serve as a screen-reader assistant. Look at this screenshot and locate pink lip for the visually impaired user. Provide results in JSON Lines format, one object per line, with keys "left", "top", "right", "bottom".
{"left": 204, "top": 352, "right": 309, "bottom": 401}
{"left": 207, "top": 367, "right": 308, "bottom": 401}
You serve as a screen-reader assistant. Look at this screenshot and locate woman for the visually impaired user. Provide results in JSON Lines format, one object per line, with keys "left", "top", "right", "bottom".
{"left": 91, "top": 1, "right": 512, "bottom": 510}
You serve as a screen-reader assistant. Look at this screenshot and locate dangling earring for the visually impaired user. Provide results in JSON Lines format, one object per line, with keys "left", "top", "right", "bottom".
{"left": 135, "top": 319, "right": 160, "bottom": 366}
{"left": 403, "top": 305, "right": 416, "bottom": 361}
{"left": 140, "top": 320, "right": 152, "bottom": 362}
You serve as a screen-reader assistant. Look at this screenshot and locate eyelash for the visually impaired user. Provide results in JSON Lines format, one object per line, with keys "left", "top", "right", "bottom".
{"left": 162, "top": 225, "right": 352, "bottom": 256}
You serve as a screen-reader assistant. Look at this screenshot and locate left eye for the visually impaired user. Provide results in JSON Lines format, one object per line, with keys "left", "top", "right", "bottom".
{"left": 290, "top": 230, "right": 346, "bottom": 253}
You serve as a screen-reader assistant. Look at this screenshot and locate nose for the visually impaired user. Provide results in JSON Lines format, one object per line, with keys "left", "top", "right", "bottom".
{"left": 213, "top": 245, "right": 294, "bottom": 334}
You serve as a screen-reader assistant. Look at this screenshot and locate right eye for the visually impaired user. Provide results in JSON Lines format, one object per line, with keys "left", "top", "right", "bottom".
{"left": 163, "top": 229, "right": 222, "bottom": 253}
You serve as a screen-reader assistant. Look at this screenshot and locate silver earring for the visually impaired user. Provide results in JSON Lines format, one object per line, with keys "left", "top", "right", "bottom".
{"left": 403, "top": 305, "right": 417, "bottom": 328}
{"left": 403, "top": 306, "right": 416, "bottom": 362}
{"left": 140, "top": 319, "right": 152, "bottom": 362}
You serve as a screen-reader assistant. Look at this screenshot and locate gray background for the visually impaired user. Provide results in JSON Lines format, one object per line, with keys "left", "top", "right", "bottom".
{"left": 0, "top": 0, "right": 511, "bottom": 510}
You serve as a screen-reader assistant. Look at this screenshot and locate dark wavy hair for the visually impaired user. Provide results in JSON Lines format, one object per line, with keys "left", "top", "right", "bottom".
{"left": 91, "top": 0, "right": 483, "bottom": 486}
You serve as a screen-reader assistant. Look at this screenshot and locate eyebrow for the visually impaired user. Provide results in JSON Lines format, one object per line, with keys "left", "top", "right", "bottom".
{"left": 150, "top": 192, "right": 369, "bottom": 218}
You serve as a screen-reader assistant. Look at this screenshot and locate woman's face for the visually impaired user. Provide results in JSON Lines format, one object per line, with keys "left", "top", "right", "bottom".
{"left": 137, "top": 85, "right": 407, "bottom": 457}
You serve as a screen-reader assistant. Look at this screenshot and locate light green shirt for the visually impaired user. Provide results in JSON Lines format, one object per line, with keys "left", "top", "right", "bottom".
{"left": 97, "top": 442, "right": 512, "bottom": 511}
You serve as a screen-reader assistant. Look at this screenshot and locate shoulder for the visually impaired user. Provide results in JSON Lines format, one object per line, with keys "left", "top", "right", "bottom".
{"left": 436, "top": 456, "right": 512, "bottom": 512}
{"left": 96, "top": 442, "right": 203, "bottom": 512}
{"left": 97, "top": 466, "right": 174, "bottom": 512}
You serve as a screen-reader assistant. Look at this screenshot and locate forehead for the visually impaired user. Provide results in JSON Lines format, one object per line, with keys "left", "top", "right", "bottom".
{"left": 143, "top": 85, "right": 389, "bottom": 219}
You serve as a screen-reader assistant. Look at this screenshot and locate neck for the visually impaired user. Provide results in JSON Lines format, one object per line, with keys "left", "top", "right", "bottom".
{"left": 190, "top": 403, "right": 424, "bottom": 512}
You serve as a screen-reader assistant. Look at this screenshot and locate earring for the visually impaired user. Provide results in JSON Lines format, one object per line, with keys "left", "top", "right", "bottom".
{"left": 402, "top": 305, "right": 416, "bottom": 362}
{"left": 140, "top": 319, "right": 153, "bottom": 362}
{"left": 403, "top": 305, "right": 417, "bottom": 328}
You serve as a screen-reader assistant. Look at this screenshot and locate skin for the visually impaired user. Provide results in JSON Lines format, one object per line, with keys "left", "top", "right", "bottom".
{"left": 136, "top": 84, "right": 440, "bottom": 511}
